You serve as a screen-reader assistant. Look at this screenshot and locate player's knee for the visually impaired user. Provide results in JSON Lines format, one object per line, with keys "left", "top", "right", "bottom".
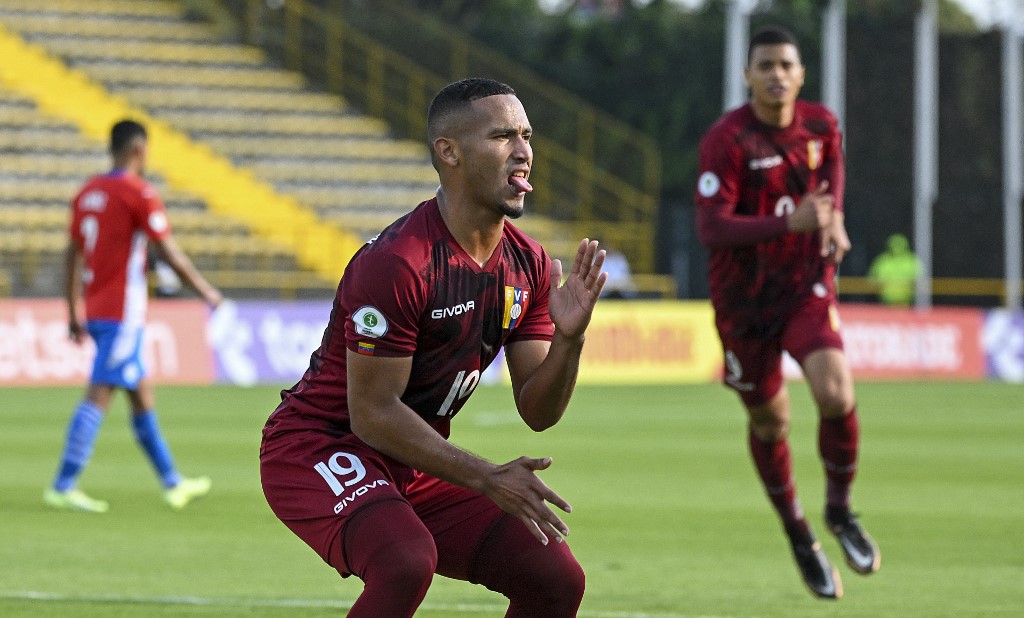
{"left": 349, "top": 538, "right": 436, "bottom": 618}
{"left": 363, "top": 538, "right": 437, "bottom": 591}
{"left": 541, "top": 553, "right": 586, "bottom": 607}
{"left": 508, "top": 548, "right": 585, "bottom": 615}
{"left": 344, "top": 501, "right": 438, "bottom": 593}
{"left": 476, "top": 516, "right": 585, "bottom": 613}
{"left": 814, "top": 386, "right": 853, "bottom": 418}
{"left": 382, "top": 551, "right": 436, "bottom": 590}
{"left": 750, "top": 415, "right": 789, "bottom": 442}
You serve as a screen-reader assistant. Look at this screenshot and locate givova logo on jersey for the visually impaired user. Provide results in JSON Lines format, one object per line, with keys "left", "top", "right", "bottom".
{"left": 502, "top": 286, "right": 529, "bottom": 330}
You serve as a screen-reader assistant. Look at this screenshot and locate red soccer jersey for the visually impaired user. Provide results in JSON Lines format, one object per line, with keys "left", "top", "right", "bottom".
{"left": 695, "top": 101, "right": 845, "bottom": 338}
{"left": 267, "top": 198, "right": 554, "bottom": 438}
{"left": 69, "top": 171, "right": 171, "bottom": 323}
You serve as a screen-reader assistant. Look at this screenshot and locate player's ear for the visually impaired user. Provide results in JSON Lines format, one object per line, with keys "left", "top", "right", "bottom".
{"left": 433, "top": 137, "right": 458, "bottom": 168}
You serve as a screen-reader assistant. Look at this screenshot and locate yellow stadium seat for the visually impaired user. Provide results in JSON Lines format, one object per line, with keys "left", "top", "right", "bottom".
{"left": 0, "top": 0, "right": 180, "bottom": 18}
{"left": 79, "top": 63, "right": 306, "bottom": 90}
{"left": 116, "top": 86, "right": 344, "bottom": 114}
{"left": 40, "top": 38, "right": 266, "bottom": 66}
{"left": 1, "top": 14, "right": 218, "bottom": 42}
{"left": 158, "top": 111, "right": 389, "bottom": 137}
{"left": 201, "top": 136, "right": 428, "bottom": 161}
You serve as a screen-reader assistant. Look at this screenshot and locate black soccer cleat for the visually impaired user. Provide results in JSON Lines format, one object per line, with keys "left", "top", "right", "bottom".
{"left": 786, "top": 528, "right": 843, "bottom": 600}
{"left": 825, "top": 508, "right": 881, "bottom": 575}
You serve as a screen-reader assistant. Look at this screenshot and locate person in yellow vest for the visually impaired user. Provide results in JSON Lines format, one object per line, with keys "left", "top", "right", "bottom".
{"left": 868, "top": 234, "right": 921, "bottom": 306}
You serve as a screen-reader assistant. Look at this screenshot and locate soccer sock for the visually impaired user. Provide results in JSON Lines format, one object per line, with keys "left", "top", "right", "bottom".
{"left": 132, "top": 411, "right": 181, "bottom": 489}
{"left": 748, "top": 431, "right": 808, "bottom": 535}
{"left": 819, "top": 407, "right": 860, "bottom": 511}
{"left": 53, "top": 400, "right": 105, "bottom": 492}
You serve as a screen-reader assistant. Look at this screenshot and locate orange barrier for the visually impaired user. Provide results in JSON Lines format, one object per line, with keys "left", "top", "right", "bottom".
{"left": 835, "top": 304, "right": 985, "bottom": 380}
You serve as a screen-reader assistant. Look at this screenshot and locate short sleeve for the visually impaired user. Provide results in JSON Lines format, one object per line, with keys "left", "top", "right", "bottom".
{"left": 340, "top": 250, "right": 426, "bottom": 357}
{"left": 504, "top": 250, "right": 555, "bottom": 344}
{"left": 138, "top": 183, "right": 171, "bottom": 241}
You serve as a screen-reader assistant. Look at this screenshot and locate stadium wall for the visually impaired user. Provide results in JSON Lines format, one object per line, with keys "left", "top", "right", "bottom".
{"left": 2, "top": 299, "right": 1021, "bottom": 387}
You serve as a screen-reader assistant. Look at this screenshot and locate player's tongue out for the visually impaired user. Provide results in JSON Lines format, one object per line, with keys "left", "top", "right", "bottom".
{"left": 508, "top": 175, "right": 533, "bottom": 194}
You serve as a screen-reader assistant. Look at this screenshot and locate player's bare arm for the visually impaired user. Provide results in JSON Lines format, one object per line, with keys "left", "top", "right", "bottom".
{"left": 347, "top": 351, "right": 573, "bottom": 545}
{"left": 505, "top": 238, "right": 607, "bottom": 431}
{"left": 153, "top": 236, "right": 223, "bottom": 308}
{"left": 63, "top": 241, "right": 85, "bottom": 343}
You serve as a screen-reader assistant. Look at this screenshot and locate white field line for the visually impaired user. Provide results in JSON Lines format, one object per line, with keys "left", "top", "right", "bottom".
{"left": 0, "top": 590, "right": 722, "bottom": 618}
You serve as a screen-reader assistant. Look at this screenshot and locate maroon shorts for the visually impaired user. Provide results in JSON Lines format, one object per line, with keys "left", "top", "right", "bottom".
{"left": 260, "top": 427, "right": 498, "bottom": 576}
{"left": 716, "top": 298, "right": 845, "bottom": 406}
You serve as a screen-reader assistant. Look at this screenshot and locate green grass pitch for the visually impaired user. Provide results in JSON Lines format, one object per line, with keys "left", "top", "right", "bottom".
{"left": 1, "top": 381, "right": 1021, "bottom": 617}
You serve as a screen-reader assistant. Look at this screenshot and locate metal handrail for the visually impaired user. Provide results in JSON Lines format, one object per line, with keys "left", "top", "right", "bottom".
{"left": 218, "top": 0, "right": 661, "bottom": 272}
{"left": 838, "top": 276, "right": 1024, "bottom": 304}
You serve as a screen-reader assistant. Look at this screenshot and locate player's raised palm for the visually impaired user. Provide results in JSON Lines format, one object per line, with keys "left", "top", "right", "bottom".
{"left": 548, "top": 239, "right": 608, "bottom": 340}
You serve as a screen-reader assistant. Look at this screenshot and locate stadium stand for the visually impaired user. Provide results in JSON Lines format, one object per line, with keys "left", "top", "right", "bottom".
{"left": 0, "top": 0, "right": 469, "bottom": 238}
{"left": 0, "top": 0, "right": 416, "bottom": 297}
{"left": 0, "top": 81, "right": 316, "bottom": 298}
{"left": 0, "top": 0, "right": 621, "bottom": 299}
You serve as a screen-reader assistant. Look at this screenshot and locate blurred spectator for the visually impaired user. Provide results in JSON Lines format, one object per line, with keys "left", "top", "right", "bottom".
{"left": 600, "top": 244, "right": 637, "bottom": 299}
{"left": 149, "top": 251, "right": 183, "bottom": 298}
{"left": 868, "top": 233, "right": 920, "bottom": 306}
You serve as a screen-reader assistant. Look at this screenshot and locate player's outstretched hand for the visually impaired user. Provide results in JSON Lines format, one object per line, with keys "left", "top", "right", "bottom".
{"left": 548, "top": 239, "right": 608, "bottom": 341}
{"left": 483, "top": 456, "right": 572, "bottom": 546}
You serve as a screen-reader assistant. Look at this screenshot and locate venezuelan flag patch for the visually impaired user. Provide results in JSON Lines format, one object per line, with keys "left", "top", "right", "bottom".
{"left": 502, "top": 286, "right": 530, "bottom": 330}
{"left": 808, "top": 139, "right": 824, "bottom": 170}
{"left": 357, "top": 341, "right": 375, "bottom": 355}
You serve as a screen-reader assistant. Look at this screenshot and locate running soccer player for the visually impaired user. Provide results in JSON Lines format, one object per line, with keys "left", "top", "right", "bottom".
{"left": 260, "top": 78, "right": 607, "bottom": 617}
{"left": 694, "top": 28, "right": 880, "bottom": 599}
{"left": 46, "top": 119, "right": 223, "bottom": 513}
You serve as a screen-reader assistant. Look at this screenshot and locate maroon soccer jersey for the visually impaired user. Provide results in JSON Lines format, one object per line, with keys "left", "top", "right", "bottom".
{"left": 695, "top": 101, "right": 845, "bottom": 338}
{"left": 265, "top": 198, "right": 554, "bottom": 439}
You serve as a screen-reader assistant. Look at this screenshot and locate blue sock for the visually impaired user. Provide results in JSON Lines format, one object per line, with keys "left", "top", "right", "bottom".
{"left": 132, "top": 410, "right": 181, "bottom": 489}
{"left": 53, "top": 401, "right": 105, "bottom": 492}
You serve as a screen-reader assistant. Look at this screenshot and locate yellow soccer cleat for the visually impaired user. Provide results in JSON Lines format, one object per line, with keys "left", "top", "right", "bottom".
{"left": 164, "top": 476, "right": 212, "bottom": 511}
{"left": 44, "top": 487, "right": 109, "bottom": 513}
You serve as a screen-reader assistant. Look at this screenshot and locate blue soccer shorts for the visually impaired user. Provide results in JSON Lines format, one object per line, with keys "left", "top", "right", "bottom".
{"left": 87, "top": 320, "right": 146, "bottom": 389}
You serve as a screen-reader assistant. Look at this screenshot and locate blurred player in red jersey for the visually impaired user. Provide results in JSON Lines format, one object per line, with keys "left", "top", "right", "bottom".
{"left": 260, "top": 78, "right": 607, "bottom": 617}
{"left": 46, "top": 120, "right": 223, "bottom": 514}
{"left": 694, "top": 28, "right": 880, "bottom": 599}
